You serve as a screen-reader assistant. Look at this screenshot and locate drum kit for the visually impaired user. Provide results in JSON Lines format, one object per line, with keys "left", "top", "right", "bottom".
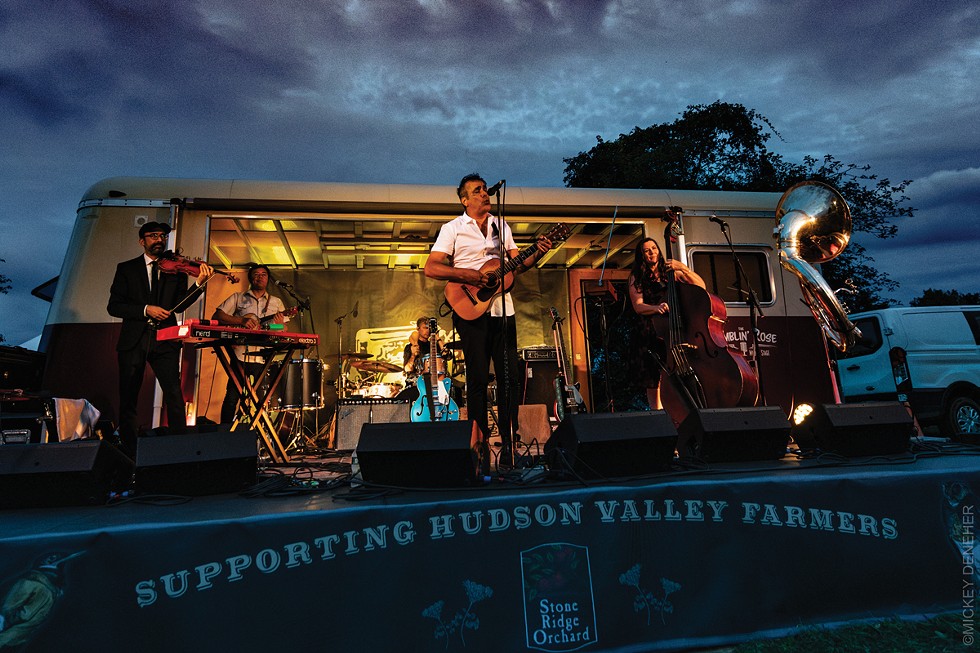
{"left": 339, "top": 339, "right": 467, "bottom": 400}
{"left": 340, "top": 352, "right": 404, "bottom": 399}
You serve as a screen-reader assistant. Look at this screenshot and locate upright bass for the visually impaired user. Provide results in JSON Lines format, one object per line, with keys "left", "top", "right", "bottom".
{"left": 654, "top": 212, "right": 758, "bottom": 425}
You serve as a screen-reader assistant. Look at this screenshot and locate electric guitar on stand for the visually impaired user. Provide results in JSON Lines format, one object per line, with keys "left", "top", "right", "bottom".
{"left": 549, "top": 307, "right": 586, "bottom": 421}
{"left": 411, "top": 317, "right": 460, "bottom": 422}
{"left": 445, "top": 223, "right": 569, "bottom": 321}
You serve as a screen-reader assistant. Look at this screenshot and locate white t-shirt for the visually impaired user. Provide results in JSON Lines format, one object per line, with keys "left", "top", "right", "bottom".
{"left": 431, "top": 212, "right": 519, "bottom": 317}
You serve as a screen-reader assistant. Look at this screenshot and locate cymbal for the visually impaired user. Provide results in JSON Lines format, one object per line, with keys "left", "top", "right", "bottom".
{"left": 341, "top": 352, "right": 373, "bottom": 359}
{"left": 351, "top": 359, "right": 401, "bottom": 373}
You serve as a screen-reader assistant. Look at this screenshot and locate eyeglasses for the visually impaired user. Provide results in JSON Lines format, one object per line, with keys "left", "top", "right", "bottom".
{"left": 142, "top": 233, "right": 167, "bottom": 241}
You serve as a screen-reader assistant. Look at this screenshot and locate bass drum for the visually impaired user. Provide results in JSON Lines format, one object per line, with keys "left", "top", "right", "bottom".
{"left": 281, "top": 359, "right": 324, "bottom": 411}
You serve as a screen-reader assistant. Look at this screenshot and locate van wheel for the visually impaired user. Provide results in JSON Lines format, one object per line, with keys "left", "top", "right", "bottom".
{"left": 945, "top": 395, "right": 980, "bottom": 437}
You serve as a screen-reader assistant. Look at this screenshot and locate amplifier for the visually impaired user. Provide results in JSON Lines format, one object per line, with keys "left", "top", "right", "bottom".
{"left": 339, "top": 397, "right": 410, "bottom": 406}
{"left": 334, "top": 401, "right": 411, "bottom": 450}
{"left": 520, "top": 347, "right": 557, "bottom": 361}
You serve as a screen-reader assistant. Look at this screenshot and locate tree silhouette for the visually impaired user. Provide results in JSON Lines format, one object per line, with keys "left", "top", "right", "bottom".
{"left": 563, "top": 101, "right": 914, "bottom": 310}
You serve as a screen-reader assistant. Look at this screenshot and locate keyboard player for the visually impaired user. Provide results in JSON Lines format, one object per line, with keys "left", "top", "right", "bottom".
{"left": 212, "top": 264, "right": 290, "bottom": 424}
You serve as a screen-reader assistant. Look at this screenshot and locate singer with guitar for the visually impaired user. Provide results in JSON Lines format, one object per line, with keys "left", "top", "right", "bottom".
{"left": 107, "top": 221, "right": 213, "bottom": 453}
{"left": 424, "top": 173, "right": 553, "bottom": 468}
{"left": 213, "top": 264, "right": 293, "bottom": 424}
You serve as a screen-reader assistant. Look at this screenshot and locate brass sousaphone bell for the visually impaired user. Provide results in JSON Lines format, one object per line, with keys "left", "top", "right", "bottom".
{"left": 774, "top": 181, "right": 861, "bottom": 352}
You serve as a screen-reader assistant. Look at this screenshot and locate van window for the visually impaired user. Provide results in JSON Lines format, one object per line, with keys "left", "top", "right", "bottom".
{"left": 966, "top": 311, "right": 980, "bottom": 345}
{"left": 840, "top": 316, "right": 883, "bottom": 359}
{"left": 690, "top": 251, "right": 773, "bottom": 303}
{"left": 902, "top": 311, "right": 973, "bottom": 347}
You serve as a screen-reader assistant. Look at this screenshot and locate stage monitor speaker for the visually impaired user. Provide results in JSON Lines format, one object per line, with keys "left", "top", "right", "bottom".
{"left": 335, "top": 401, "right": 411, "bottom": 450}
{"left": 134, "top": 429, "right": 258, "bottom": 496}
{"left": 523, "top": 360, "right": 559, "bottom": 406}
{"left": 791, "top": 401, "right": 913, "bottom": 456}
{"left": 0, "top": 440, "right": 134, "bottom": 509}
{"left": 544, "top": 412, "right": 677, "bottom": 479}
{"left": 677, "top": 406, "right": 791, "bottom": 463}
{"left": 356, "top": 421, "right": 479, "bottom": 488}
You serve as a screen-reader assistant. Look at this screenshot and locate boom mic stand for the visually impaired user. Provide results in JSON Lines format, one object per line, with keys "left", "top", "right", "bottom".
{"left": 710, "top": 216, "right": 766, "bottom": 406}
{"left": 334, "top": 301, "right": 359, "bottom": 399}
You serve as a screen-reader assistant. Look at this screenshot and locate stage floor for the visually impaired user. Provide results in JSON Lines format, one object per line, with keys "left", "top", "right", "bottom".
{"left": 0, "top": 436, "right": 975, "bottom": 652}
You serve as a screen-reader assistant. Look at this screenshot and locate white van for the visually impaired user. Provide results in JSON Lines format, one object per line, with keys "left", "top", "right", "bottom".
{"left": 836, "top": 306, "right": 980, "bottom": 435}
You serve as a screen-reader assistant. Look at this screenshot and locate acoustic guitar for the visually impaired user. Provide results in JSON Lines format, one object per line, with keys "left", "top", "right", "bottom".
{"left": 445, "top": 223, "right": 569, "bottom": 321}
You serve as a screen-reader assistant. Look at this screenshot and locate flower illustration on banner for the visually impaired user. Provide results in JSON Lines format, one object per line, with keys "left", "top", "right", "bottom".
{"left": 0, "top": 551, "right": 85, "bottom": 650}
{"left": 618, "top": 563, "right": 681, "bottom": 626}
{"left": 942, "top": 480, "right": 980, "bottom": 586}
{"left": 422, "top": 579, "right": 494, "bottom": 649}
{"left": 522, "top": 543, "right": 583, "bottom": 603}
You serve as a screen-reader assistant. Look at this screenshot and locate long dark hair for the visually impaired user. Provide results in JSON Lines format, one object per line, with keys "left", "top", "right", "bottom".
{"left": 630, "top": 237, "right": 668, "bottom": 292}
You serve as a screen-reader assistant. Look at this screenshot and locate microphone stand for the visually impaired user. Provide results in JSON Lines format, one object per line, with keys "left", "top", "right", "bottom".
{"left": 712, "top": 218, "right": 767, "bottom": 406}
{"left": 334, "top": 303, "right": 359, "bottom": 399}
{"left": 596, "top": 207, "right": 619, "bottom": 413}
{"left": 271, "top": 277, "right": 319, "bottom": 445}
{"left": 493, "top": 182, "right": 515, "bottom": 468}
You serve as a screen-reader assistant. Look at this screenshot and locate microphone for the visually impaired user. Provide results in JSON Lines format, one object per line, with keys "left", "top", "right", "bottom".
{"left": 709, "top": 215, "right": 728, "bottom": 228}
{"left": 352, "top": 301, "right": 359, "bottom": 318}
{"left": 487, "top": 180, "right": 505, "bottom": 196}
{"left": 274, "top": 279, "right": 293, "bottom": 290}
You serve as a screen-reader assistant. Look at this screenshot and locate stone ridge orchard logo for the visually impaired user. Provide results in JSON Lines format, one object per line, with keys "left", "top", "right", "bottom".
{"left": 521, "top": 543, "right": 597, "bottom": 651}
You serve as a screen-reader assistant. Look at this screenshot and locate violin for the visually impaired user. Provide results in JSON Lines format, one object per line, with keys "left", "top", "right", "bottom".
{"left": 157, "top": 250, "right": 238, "bottom": 283}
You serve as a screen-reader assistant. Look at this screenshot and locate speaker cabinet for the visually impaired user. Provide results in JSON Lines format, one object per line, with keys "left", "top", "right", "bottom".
{"left": 134, "top": 429, "right": 258, "bottom": 496}
{"left": 334, "top": 401, "right": 411, "bottom": 450}
{"left": 523, "top": 360, "right": 559, "bottom": 406}
{"left": 356, "top": 421, "right": 479, "bottom": 488}
{"left": 791, "top": 401, "right": 913, "bottom": 456}
{"left": 678, "top": 406, "right": 791, "bottom": 463}
{"left": 544, "top": 412, "right": 677, "bottom": 479}
{"left": 0, "top": 440, "right": 134, "bottom": 508}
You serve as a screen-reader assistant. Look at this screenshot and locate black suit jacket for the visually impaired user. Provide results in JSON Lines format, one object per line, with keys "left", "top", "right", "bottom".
{"left": 107, "top": 255, "right": 203, "bottom": 352}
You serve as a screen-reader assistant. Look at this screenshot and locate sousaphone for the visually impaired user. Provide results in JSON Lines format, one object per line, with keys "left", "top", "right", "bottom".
{"left": 774, "top": 180, "right": 861, "bottom": 352}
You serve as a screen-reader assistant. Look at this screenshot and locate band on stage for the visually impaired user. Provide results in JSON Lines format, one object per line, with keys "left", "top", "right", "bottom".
{"left": 109, "top": 177, "right": 750, "bottom": 469}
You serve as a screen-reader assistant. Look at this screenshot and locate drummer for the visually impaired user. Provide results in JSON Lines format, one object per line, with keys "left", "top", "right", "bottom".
{"left": 402, "top": 316, "right": 451, "bottom": 387}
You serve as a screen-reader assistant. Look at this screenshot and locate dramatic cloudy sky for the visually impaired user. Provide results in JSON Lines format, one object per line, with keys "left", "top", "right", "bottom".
{"left": 1, "top": 0, "right": 978, "bottom": 347}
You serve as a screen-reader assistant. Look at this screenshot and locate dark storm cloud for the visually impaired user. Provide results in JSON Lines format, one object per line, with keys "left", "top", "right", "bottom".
{"left": 0, "top": 0, "right": 979, "bottom": 345}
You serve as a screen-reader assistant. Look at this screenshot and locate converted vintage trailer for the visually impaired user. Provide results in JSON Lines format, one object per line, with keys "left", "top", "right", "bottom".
{"left": 38, "top": 177, "right": 839, "bottom": 437}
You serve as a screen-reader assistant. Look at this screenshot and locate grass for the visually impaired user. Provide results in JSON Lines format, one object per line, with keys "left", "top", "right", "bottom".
{"left": 724, "top": 614, "right": 964, "bottom": 652}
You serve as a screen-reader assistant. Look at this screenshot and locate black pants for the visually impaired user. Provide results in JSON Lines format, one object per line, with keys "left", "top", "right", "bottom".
{"left": 220, "top": 360, "right": 267, "bottom": 424}
{"left": 117, "top": 337, "right": 185, "bottom": 447}
{"left": 452, "top": 312, "right": 521, "bottom": 446}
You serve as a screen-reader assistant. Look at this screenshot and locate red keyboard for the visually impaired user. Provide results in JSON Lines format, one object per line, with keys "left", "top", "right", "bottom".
{"left": 156, "top": 320, "right": 319, "bottom": 346}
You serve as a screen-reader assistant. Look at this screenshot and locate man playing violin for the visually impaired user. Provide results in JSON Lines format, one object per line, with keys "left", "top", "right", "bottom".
{"left": 107, "top": 221, "right": 213, "bottom": 453}
{"left": 213, "top": 264, "right": 289, "bottom": 424}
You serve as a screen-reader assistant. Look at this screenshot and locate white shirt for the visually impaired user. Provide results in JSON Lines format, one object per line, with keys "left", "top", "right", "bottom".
{"left": 431, "top": 212, "right": 519, "bottom": 317}
{"left": 217, "top": 289, "right": 287, "bottom": 360}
